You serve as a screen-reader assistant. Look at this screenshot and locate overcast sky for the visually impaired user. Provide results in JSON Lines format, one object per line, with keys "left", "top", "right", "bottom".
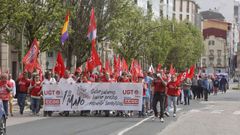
{"left": 195, "top": 0, "right": 234, "bottom": 22}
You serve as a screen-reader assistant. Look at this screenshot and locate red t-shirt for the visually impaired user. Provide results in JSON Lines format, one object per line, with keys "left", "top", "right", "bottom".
{"left": 30, "top": 81, "right": 42, "bottom": 97}
{"left": 153, "top": 78, "right": 166, "bottom": 93}
{"left": 120, "top": 77, "right": 130, "bottom": 83}
{"left": 0, "top": 81, "right": 12, "bottom": 101}
{"left": 18, "top": 78, "right": 30, "bottom": 93}
{"left": 167, "top": 81, "right": 180, "bottom": 96}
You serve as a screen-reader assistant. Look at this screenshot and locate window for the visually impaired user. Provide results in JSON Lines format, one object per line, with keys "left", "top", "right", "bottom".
{"left": 160, "top": 0, "right": 164, "bottom": 3}
{"left": 209, "top": 50, "right": 214, "bottom": 55}
{"left": 180, "top": 0, "right": 183, "bottom": 12}
{"left": 180, "top": 14, "right": 183, "bottom": 21}
{"left": 208, "top": 40, "right": 215, "bottom": 45}
{"left": 160, "top": 9, "right": 163, "bottom": 18}
{"left": 47, "top": 52, "right": 53, "bottom": 57}
{"left": 217, "top": 58, "right": 222, "bottom": 66}
{"left": 187, "top": 15, "right": 190, "bottom": 21}
{"left": 187, "top": 0, "right": 190, "bottom": 13}
{"left": 173, "top": 0, "right": 176, "bottom": 11}
{"left": 217, "top": 50, "right": 222, "bottom": 57}
{"left": 173, "top": 13, "right": 176, "bottom": 19}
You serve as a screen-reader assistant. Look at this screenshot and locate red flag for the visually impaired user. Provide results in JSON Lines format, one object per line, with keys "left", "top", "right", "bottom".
{"left": 170, "top": 64, "right": 176, "bottom": 75}
{"left": 130, "top": 59, "right": 140, "bottom": 82}
{"left": 187, "top": 65, "right": 195, "bottom": 79}
{"left": 87, "top": 44, "right": 102, "bottom": 71}
{"left": 176, "top": 72, "right": 183, "bottom": 86}
{"left": 114, "top": 55, "right": 120, "bottom": 77}
{"left": 87, "top": 7, "right": 97, "bottom": 47}
{"left": 156, "top": 64, "right": 162, "bottom": 72}
{"left": 35, "top": 60, "right": 43, "bottom": 81}
{"left": 122, "top": 57, "right": 128, "bottom": 72}
{"left": 22, "top": 38, "right": 39, "bottom": 73}
{"left": 105, "top": 59, "right": 111, "bottom": 74}
{"left": 54, "top": 52, "right": 65, "bottom": 77}
{"left": 75, "top": 66, "right": 82, "bottom": 73}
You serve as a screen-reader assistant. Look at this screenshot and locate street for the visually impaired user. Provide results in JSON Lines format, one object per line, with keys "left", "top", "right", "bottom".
{"left": 7, "top": 85, "right": 240, "bottom": 135}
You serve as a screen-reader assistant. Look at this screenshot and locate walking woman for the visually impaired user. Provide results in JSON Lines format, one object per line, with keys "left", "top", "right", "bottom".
{"left": 28, "top": 74, "right": 42, "bottom": 116}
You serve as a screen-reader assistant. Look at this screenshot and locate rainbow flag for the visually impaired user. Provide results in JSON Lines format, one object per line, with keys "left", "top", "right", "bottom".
{"left": 61, "top": 11, "right": 70, "bottom": 45}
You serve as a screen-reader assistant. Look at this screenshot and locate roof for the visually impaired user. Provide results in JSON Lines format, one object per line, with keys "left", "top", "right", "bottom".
{"left": 200, "top": 10, "right": 225, "bottom": 21}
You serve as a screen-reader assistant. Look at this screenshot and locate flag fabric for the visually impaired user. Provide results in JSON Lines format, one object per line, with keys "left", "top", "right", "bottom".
{"left": 169, "top": 64, "right": 176, "bottom": 75}
{"left": 61, "top": 11, "right": 70, "bottom": 45}
{"left": 156, "top": 64, "right": 162, "bottom": 72}
{"left": 54, "top": 52, "right": 65, "bottom": 77}
{"left": 122, "top": 57, "right": 128, "bottom": 72}
{"left": 114, "top": 55, "right": 120, "bottom": 77}
{"left": 130, "top": 59, "right": 140, "bottom": 82}
{"left": 75, "top": 66, "right": 82, "bottom": 73}
{"left": 22, "top": 38, "right": 40, "bottom": 73}
{"left": 87, "top": 8, "right": 97, "bottom": 44}
{"left": 105, "top": 59, "right": 111, "bottom": 74}
{"left": 187, "top": 65, "right": 195, "bottom": 79}
{"left": 87, "top": 44, "right": 102, "bottom": 71}
{"left": 176, "top": 72, "right": 183, "bottom": 86}
{"left": 148, "top": 64, "right": 155, "bottom": 74}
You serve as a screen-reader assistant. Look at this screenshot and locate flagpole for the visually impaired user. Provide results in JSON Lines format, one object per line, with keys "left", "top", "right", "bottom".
{"left": 21, "top": 20, "right": 26, "bottom": 72}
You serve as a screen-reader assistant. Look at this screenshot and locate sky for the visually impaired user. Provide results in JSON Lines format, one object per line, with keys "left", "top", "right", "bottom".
{"left": 195, "top": 0, "right": 234, "bottom": 22}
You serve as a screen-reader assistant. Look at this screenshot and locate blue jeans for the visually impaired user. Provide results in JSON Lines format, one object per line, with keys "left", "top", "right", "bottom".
{"left": 2, "top": 100, "right": 8, "bottom": 116}
{"left": 168, "top": 96, "right": 178, "bottom": 114}
{"left": 17, "top": 93, "right": 27, "bottom": 114}
{"left": 31, "top": 98, "right": 40, "bottom": 114}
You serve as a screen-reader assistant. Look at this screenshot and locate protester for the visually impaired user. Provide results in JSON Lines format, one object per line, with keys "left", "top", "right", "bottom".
{"left": 0, "top": 73, "right": 13, "bottom": 117}
{"left": 197, "top": 76, "right": 203, "bottom": 100}
{"left": 220, "top": 75, "right": 228, "bottom": 93}
{"left": 58, "top": 70, "right": 75, "bottom": 116}
{"left": 166, "top": 75, "right": 180, "bottom": 117}
{"left": 182, "top": 78, "right": 192, "bottom": 105}
{"left": 152, "top": 73, "right": 167, "bottom": 122}
{"left": 138, "top": 75, "right": 148, "bottom": 117}
{"left": 213, "top": 76, "right": 220, "bottom": 95}
{"left": 42, "top": 71, "right": 56, "bottom": 116}
{"left": 17, "top": 72, "right": 30, "bottom": 115}
{"left": 8, "top": 74, "right": 16, "bottom": 117}
{"left": 202, "top": 75, "right": 210, "bottom": 101}
{"left": 28, "top": 74, "right": 42, "bottom": 116}
{"left": 191, "top": 75, "right": 198, "bottom": 99}
{"left": 144, "top": 72, "right": 153, "bottom": 111}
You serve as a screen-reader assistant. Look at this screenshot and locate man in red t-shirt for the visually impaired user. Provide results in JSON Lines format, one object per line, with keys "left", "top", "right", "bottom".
{"left": 152, "top": 73, "right": 167, "bottom": 122}
{"left": 17, "top": 72, "right": 30, "bottom": 115}
{"left": 0, "top": 73, "right": 13, "bottom": 117}
{"left": 166, "top": 75, "right": 180, "bottom": 117}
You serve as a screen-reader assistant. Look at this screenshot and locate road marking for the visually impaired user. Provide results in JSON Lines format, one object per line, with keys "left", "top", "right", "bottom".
{"left": 211, "top": 110, "right": 224, "bottom": 114}
{"left": 117, "top": 116, "right": 153, "bottom": 135}
{"left": 189, "top": 109, "right": 201, "bottom": 113}
{"left": 233, "top": 111, "right": 240, "bottom": 115}
{"left": 168, "top": 108, "right": 182, "bottom": 112}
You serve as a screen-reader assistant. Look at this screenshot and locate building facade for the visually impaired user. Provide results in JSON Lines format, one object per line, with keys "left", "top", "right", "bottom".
{"left": 200, "top": 16, "right": 231, "bottom": 73}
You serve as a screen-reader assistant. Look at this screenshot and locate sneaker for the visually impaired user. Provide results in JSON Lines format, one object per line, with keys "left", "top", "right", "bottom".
{"left": 173, "top": 113, "right": 176, "bottom": 117}
{"left": 160, "top": 118, "right": 164, "bottom": 123}
{"left": 164, "top": 112, "right": 170, "bottom": 117}
{"left": 152, "top": 116, "right": 157, "bottom": 121}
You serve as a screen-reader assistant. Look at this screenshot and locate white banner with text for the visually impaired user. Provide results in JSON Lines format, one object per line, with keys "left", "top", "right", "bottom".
{"left": 42, "top": 83, "right": 143, "bottom": 111}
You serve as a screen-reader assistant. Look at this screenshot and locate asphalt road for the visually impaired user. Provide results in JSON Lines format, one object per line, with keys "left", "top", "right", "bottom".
{"left": 7, "top": 88, "right": 240, "bottom": 135}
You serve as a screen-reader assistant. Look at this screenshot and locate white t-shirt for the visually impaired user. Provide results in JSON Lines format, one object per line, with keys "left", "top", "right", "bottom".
{"left": 59, "top": 77, "right": 75, "bottom": 84}
{"left": 10, "top": 79, "right": 16, "bottom": 97}
{"left": 42, "top": 78, "right": 57, "bottom": 85}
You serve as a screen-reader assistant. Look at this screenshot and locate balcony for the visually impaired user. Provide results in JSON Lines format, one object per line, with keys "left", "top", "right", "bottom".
{"left": 208, "top": 54, "right": 214, "bottom": 59}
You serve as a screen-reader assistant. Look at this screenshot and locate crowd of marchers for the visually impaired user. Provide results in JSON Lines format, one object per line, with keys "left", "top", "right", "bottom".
{"left": 0, "top": 68, "right": 228, "bottom": 122}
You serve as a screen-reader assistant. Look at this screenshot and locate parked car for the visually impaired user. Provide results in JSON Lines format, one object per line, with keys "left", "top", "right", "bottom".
{"left": 0, "top": 100, "right": 6, "bottom": 135}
